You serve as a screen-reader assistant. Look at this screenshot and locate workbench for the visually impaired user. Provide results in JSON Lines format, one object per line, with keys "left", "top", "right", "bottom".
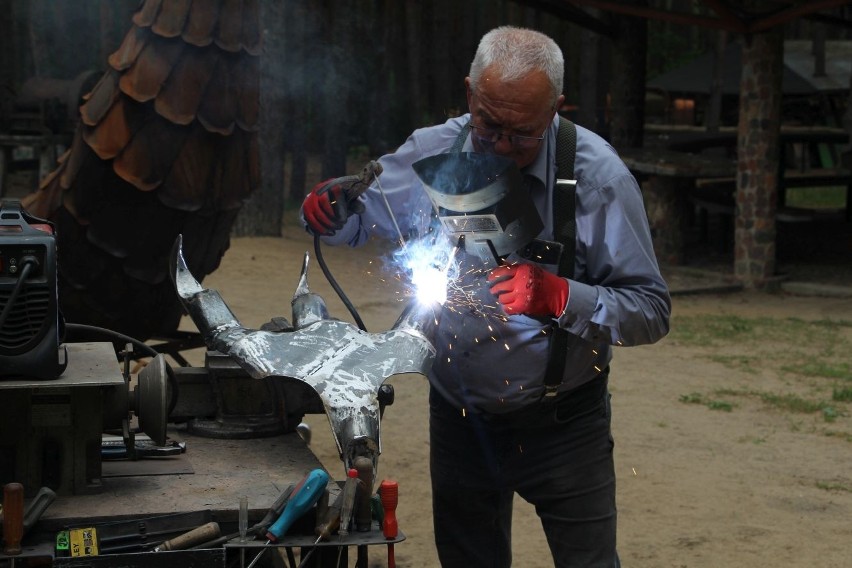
{"left": 1, "top": 343, "right": 403, "bottom": 567}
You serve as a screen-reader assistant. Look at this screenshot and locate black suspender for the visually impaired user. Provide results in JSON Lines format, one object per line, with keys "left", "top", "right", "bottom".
{"left": 545, "top": 117, "right": 576, "bottom": 396}
{"left": 553, "top": 116, "right": 577, "bottom": 279}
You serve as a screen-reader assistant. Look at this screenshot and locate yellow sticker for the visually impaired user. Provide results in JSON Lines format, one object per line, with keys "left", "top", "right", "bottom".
{"left": 69, "top": 527, "right": 99, "bottom": 557}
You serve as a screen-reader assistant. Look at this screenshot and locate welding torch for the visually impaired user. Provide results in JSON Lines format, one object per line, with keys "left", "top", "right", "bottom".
{"left": 313, "top": 161, "right": 382, "bottom": 220}
{"left": 312, "top": 161, "right": 383, "bottom": 332}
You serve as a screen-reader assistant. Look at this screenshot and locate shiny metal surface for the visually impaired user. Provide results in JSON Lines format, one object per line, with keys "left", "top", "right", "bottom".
{"left": 170, "top": 236, "right": 438, "bottom": 481}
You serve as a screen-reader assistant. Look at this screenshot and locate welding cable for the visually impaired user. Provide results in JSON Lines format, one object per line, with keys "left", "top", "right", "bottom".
{"left": 64, "top": 322, "right": 179, "bottom": 415}
{"left": 309, "top": 167, "right": 406, "bottom": 333}
{"left": 313, "top": 233, "right": 368, "bottom": 331}
{"left": 0, "top": 256, "right": 38, "bottom": 330}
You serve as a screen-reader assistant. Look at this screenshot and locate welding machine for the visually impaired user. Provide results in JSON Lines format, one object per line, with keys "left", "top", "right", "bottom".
{"left": 0, "top": 199, "right": 67, "bottom": 380}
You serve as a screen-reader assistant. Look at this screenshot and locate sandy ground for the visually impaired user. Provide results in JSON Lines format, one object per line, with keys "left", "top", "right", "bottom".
{"left": 190, "top": 222, "right": 852, "bottom": 568}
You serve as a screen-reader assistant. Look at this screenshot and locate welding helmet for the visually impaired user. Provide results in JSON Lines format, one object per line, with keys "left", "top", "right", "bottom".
{"left": 412, "top": 152, "right": 543, "bottom": 266}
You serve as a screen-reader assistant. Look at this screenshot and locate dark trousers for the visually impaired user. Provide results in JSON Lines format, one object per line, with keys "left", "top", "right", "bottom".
{"left": 429, "top": 374, "right": 619, "bottom": 568}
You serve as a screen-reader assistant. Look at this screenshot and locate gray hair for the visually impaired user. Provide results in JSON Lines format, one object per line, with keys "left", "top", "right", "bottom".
{"left": 469, "top": 26, "right": 564, "bottom": 103}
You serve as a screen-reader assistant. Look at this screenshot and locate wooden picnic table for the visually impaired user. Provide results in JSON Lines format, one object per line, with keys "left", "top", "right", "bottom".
{"left": 618, "top": 147, "right": 737, "bottom": 264}
{"left": 619, "top": 143, "right": 851, "bottom": 265}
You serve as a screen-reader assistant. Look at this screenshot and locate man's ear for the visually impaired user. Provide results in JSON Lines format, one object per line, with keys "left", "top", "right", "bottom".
{"left": 465, "top": 77, "right": 473, "bottom": 110}
{"left": 553, "top": 94, "right": 565, "bottom": 116}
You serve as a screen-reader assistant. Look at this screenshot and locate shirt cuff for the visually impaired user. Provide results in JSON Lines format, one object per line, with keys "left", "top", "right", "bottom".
{"left": 555, "top": 279, "right": 597, "bottom": 331}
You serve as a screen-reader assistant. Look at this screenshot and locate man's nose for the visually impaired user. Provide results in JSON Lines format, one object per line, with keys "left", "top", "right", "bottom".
{"left": 493, "top": 133, "right": 514, "bottom": 154}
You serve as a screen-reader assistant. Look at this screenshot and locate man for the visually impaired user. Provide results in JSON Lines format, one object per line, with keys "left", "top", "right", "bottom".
{"left": 302, "top": 26, "right": 670, "bottom": 568}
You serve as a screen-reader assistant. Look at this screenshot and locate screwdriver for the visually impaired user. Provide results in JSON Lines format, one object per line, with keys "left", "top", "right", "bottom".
{"left": 246, "top": 469, "right": 330, "bottom": 568}
{"left": 379, "top": 480, "right": 399, "bottom": 568}
{"left": 153, "top": 522, "right": 220, "bottom": 552}
{"left": 190, "top": 484, "right": 296, "bottom": 549}
{"left": 337, "top": 468, "right": 359, "bottom": 538}
{"left": 333, "top": 469, "right": 361, "bottom": 567}
{"left": 296, "top": 489, "right": 345, "bottom": 567}
{"left": 353, "top": 456, "right": 374, "bottom": 532}
{"left": 254, "top": 483, "right": 296, "bottom": 536}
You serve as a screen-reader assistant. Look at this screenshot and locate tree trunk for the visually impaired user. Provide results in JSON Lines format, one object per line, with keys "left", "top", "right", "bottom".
{"left": 321, "top": 0, "right": 349, "bottom": 179}
{"left": 367, "top": 0, "right": 393, "bottom": 155}
{"left": 428, "top": 0, "right": 458, "bottom": 121}
{"left": 706, "top": 30, "right": 727, "bottom": 133}
{"left": 577, "top": 9, "right": 606, "bottom": 134}
{"left": 27, "top": 0, "right": 53, "bottom": 77}
{"left": 282, "top": 0, "right": 317, "bottom": 206}
{"left": 0, "top": 0, "right": 15, "bottom": 96}
{"left": 734, "top": 30, "right": 783, "bottom": 287}
{"left": 843, "top": 71, "right": 852, "bottom": 170}
{"left": 233, "top": 0, "right": 285, "bottom": 236}
{"left": 608, "top": 0, "right": 647, "bottom": 148}
{"left": 404, "top": 1, "right": 424, "bottom": 128}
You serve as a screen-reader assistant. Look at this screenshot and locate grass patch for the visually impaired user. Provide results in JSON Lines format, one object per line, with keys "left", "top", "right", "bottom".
{"left": 682, "top": 388, "right": 845, "bottom": 422}
{"left": 749, "top": 390, "right": 841, "bottom": 422}
{"left": 670, "top": 315, "right": 852, "bottom": 349}
{"left": 785, "top": 186, "right": 847, "bottom": 210}
{"left": 758, "top": 392, "right": 826, "bottom": 414}
{"left": 670, "top": 315, "right": 756, "bottom": 345}
{"left": 738, "top": 436, "right": 767, "bottom": 444}
{"left": 670, "top": 315, "right": 852, "bottom": 382}
{"left": 824, "top": 430, "right": 852, "bottom": 443}
{"left": 679, "top": 392, "right": 734, "bottom": 411}
{"left": 782, "top": 361, "right": 852, "bottom": 381}
{"left": 834, "top": 387, "right": 852, "bottom": 402}
{"left": 708, "top": 354, "right": 759, "bottom": 373}
{"left": 670, "top": 315, "right": 852, "bottom": 429}
{"left": 815, "top": 480, "right": 852, "bottom": 493}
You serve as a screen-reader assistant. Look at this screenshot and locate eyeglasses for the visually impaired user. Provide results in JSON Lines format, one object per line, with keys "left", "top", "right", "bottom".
{"left": 469, "top": 124, "right": 545, "bottom": 150}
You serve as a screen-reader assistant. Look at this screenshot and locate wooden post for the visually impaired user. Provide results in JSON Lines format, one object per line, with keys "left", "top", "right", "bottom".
{"left": 734, "top": 31, "right": 782, "bottom": 287}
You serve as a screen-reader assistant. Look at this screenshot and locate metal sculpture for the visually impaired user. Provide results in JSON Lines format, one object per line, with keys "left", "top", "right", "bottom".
{"left": 170, "top": 236, "right": 439, "bottom": 480}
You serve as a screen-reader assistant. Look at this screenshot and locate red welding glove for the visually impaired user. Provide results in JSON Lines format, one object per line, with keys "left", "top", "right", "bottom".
{"left": 303, "top": 162, "right": 381, "bottom": 235}
{"left": 303, "top": 181, "right": 349, "bottom": 236}
{"left": 487, "top": 262, "right": 569, "bottom": 318}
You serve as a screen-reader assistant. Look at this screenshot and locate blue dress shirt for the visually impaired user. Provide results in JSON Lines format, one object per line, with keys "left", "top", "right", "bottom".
{"left": 307, "top": 113, "right": 671, "bottom": 414}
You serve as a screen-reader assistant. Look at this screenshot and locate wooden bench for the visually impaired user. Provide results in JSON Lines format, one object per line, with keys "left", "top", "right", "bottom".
{"left": 692, "top": 168, "right": 851, "bottom": 250}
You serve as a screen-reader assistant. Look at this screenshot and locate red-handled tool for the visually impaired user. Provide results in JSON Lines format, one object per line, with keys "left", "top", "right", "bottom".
{"left": 379, "top": 479, "right": 399, "bottom": 568}
{"left": 337, "top": 469, "right": 359, "bottom": 538}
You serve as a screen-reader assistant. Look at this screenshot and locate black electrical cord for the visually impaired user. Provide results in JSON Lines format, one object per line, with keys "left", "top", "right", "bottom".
{"left": 65, "top": 322, "right": 159, "bottom": 358}
{"left": 313, "top": 232, "right": 368, "bottom": 332}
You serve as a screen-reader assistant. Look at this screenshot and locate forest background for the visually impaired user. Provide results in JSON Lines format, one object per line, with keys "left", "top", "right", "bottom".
{"left": 2, "top": 0, "right": 850, "bottom": 237}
